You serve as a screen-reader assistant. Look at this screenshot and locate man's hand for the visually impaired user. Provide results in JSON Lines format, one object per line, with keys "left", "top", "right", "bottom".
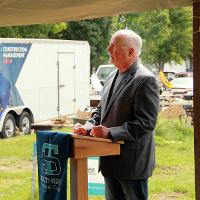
{"left": 73, "top": 123, "right": 89, "bottom": 135}
{"left": 90, "top": 125, "right": 111, "bottom": 139}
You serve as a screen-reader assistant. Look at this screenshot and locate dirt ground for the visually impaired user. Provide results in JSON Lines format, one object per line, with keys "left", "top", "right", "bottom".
{"left": 151, "top": 192, "right": 185, "bottom": 199}
{"left": 159, "top": 104, "right": 186, "bottom": 118}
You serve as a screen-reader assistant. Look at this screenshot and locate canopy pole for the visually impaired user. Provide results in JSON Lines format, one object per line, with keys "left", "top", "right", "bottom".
{"left": 193, "top": 1, "right": 200, "bottom": 199}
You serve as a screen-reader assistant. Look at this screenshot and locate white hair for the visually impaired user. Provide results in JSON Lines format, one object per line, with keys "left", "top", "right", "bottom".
{"left": 113, "top": 29, "right": 142, "bottom": 56}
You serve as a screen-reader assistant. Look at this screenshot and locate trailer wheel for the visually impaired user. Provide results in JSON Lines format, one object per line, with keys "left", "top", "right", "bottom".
{"left": 1, "top": 114, "right": 16, "bottom": 138}
{"left": 19, "top": 112, "right": 32, "bottom": 134}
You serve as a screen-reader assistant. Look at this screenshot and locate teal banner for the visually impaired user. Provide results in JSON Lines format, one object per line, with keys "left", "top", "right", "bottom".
{"left": 36, "top": 131, "right": 71, "bottom": 200}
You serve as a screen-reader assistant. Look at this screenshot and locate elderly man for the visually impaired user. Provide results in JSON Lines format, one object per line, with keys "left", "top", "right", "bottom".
{"left": 74, "top": 29, "right": 159, "bottom": 200}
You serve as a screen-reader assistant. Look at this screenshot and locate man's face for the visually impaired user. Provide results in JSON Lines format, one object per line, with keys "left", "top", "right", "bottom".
{"left": 107, "top": 35, "right": 130, "bottom": 69}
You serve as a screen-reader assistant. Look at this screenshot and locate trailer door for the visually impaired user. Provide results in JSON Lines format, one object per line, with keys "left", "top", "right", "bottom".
{"left": 58, "top": 52, "right": 75, "bottom": 116}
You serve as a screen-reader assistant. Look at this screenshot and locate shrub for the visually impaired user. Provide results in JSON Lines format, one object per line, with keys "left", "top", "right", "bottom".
{"left": 155, "top": 117, "right": 193, "bottom": 141}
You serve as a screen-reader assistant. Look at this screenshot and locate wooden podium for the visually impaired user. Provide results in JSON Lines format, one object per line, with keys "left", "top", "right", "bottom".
{"left": 32, "top": 123, "right": 122, "bottom": 200}
{"left": 69, "top": 134, "right": 122, "bottom": 200}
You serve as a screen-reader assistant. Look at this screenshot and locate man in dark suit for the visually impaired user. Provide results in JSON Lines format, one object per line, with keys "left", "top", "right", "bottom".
{"left": 73, "top": 29, "right": 160, "bottom": 200}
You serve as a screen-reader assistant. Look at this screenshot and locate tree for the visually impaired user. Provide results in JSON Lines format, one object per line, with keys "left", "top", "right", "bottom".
{"left": 115, "top": 7, "right": 192, "bottom": 71}
{"left": 169, "top": 7, "right": 192, "bottom": 71}
{"left": 0, "top": 24, "right": 54, "bottom": 38}
{"left": 48, "top": 22, "right": 67, "bottom": 39}
{"left": 16, "top": 24, "right": 54, "bottom": 38}
{"left": 0, "top": 27, "right": 18, "bottom": 38}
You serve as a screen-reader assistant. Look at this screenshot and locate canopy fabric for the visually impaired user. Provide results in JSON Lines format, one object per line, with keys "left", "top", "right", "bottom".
{"left": 0, "top": 0, "right": 192, "bottom": 27}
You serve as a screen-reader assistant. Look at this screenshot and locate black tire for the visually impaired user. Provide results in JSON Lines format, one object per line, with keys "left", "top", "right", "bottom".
{"left": 18, "top": 111, "right": 32, "bottom": 134}
{"left": 1, "top": 114, "right": 16, "bottom": 138}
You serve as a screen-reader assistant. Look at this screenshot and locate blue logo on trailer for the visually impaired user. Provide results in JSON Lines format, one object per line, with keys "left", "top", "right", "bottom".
{"left": 0, "top": 43, "right": 31, "bottom": 118}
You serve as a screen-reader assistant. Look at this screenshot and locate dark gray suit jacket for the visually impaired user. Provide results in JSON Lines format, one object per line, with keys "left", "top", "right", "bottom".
{"left": 87, "top": 61, "right": 160, "bottom": 180}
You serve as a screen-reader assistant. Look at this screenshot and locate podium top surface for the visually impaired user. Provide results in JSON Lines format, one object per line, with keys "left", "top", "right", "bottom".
{"left": 32, "top": 123, "right": 123, "bottom": 158}
{"left": 32, "top": 122, "right": 123, "bottom": 144}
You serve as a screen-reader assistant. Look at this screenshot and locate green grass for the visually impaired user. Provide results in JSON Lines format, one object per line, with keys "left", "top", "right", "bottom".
{"left": 149, "top": 137, "right": 194, "bottom": 199}
{"left": 0, "top": 134, "right": 36, "bottom": 200}
{"left": 0, "top": 121, "right": 195, "bottom": 200}
{"left": 150, "top": 117, "right": 195, "bottom": 200}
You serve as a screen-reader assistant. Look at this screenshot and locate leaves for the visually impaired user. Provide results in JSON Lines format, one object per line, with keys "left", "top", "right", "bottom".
{"left": 116, "top": 7, "right": 192, "bottom": 71}
{"left": 0, "top": 24, "right": 53, "bottom": 38}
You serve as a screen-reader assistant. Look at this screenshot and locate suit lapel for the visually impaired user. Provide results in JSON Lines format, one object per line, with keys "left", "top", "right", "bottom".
{"left": 101, "top": 70, "right": 118, "bottom": 115}
{"left": 102, "top": 62, "right": 139, "bottom": 120}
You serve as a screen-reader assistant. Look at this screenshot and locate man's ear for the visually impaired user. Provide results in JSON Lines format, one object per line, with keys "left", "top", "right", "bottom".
{"left": 128, "top": 48, "right": 134, "bottom": 57}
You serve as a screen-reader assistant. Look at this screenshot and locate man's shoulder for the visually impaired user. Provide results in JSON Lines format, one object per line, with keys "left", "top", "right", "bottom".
{"left": 136, "top": 63, "right": 155, "bottom": 78}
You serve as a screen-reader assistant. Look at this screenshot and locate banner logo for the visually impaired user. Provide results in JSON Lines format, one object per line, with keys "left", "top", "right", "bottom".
{"left": 42, "top": 143, "right": 61, "bottom": 176}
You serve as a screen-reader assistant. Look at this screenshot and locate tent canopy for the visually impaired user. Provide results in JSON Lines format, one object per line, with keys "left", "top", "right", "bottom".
{"left": 0, "top": 0, "right": 192, "bottom": 27}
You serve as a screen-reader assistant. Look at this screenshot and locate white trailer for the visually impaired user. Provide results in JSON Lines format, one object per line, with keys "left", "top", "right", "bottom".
{"left": 0, "top": 38, "right": 90, "bottom": 138}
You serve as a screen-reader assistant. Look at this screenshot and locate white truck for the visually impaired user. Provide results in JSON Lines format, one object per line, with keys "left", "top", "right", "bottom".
{"left": 0, "top": 38, "right": 90, "bottom": 138}
{"left": 90, "top": 64, "right": 115, "bottom": 94}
